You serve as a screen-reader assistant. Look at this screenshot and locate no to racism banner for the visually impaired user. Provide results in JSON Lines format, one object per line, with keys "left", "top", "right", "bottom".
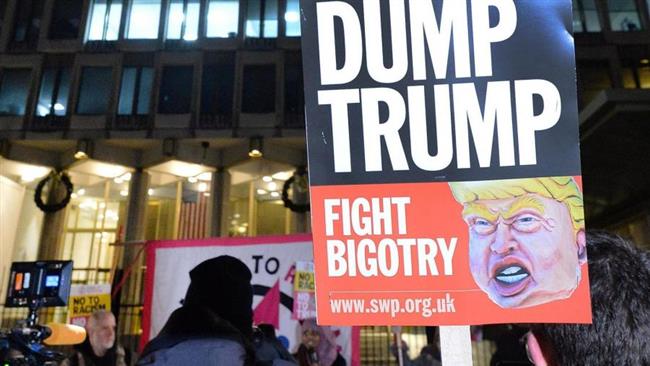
{"left": 300, "top": 0, "right": 591, "bottom": 325}
{"left": 68, "top": 284, "right": 112, "bottom": 327}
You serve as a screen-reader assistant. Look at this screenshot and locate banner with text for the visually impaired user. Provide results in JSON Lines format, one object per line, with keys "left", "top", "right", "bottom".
{"left": 300, "top": 0, "right": 591, "bottom": 325}
{"left": 68, "top": 284, "right": 112, "bottom": 327}
{"left": 141, "top": 235, "right": 359, "bottom": 365}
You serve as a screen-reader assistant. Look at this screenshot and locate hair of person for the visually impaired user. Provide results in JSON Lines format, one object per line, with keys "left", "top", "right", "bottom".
{"left": 449, "top": 176, "right": 584, "bottom": 232}
{"left": 86, "top": 310, "right": 115, "bottom": 329}
{"left": 183, "top": 255, "right": 254, "bottom": 338}
{"left": 531, "top": 231, "right": 650, "bottom": 365}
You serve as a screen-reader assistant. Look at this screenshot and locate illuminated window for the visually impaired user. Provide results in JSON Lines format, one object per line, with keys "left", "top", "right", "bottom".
{"left": 118, "top": 67, "right": 154, "bottom": 115}
{"left": 284, "top": 0, "right": 300, "bottom": 36}
{"left": 87, "top": 0, "right": 122, "bottom": 41}
{"left": 206, "top": 0, "right": 239, "bottom": 38}
{"left": 126, "top": 0, "right": 161, "bottom": 39}
{"left": 608, "top": 0, "right": 642, "bottom": 31}
{"left": 639, "top": 66, "right": 650, "bottom": 88}
{"left": 77, "top": 67, "right": 113, "bottom": 115}
{"left": 167, "top": 0, "right": 200, "bottom": 40}
{"left": 36, "top": 68, "right": 71, "bottom": 117}
{"left": 0, "top": 69, "right": 32, "bottom": 116}
{"left": 226, "top": 162, "right": 299, "bottom": 237}
{"left": 63, "top": 179, "right": 127, "bottom": 283}
{"left": 246, "top": 0, "right": 278, "bottom": 38}
{"left": 573, "top": 0, "right": 601, "bottom": 32}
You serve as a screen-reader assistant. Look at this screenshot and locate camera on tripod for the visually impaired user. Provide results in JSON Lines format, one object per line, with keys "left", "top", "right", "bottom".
{"left": 1, "top": 261, "right": 85, "bottom": 365}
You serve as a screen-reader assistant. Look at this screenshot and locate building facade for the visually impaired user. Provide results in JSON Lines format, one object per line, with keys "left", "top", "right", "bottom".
{"left": 1, "top": 0, "right": 650, "bottom": 364}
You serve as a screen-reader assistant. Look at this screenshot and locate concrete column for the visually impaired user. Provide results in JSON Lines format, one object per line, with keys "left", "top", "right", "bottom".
{"left": 118, "top": 169, "right": 150, "bottom": 325}
{"left": 37, "top": 174, "right": 69, "bottom": 260}
{"left": 122, "top": 169, "right": 150, "bottom": 264}
{"left": 210, "top": 167, "right": 231, "bottom": 237}
{"left": 290, "top": 167, "right": 310, "bottom": 233}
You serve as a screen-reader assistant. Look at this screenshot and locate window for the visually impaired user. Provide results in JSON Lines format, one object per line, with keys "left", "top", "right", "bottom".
{"left": 158, "top": 66, "right": 193, "bottom": 113}
{"left": 0, "top": 69, "right": 32, "bottom": 116}
{"left": 577, "top": 61, "right": 611, "bottom": 107}
{"left": 284, "top": 0, "right": 300, "bottom": 36}
{"left": 246, "top": 0, "right": 278, "bottom": 38}
{"left": 126, "top": 0, "right": 161, "bottom": 39}
{"left": 166, "top": 0, "right": 200, "bottom": 40}
{"left": 118, "top": 67, "right": 153, "bottom": 115}
{"left": 87, "top": 0, "right": 122, "bottom": 41}
{"left": 201, "top": 64, "right": 234, "bottom": 115}
{"left": 76, "top": 67, "right": 113, "bottom": 115}
{"left": 621, "top": 60, "right": 650, "bottom": 88}
{"left": 0, "top": 0, "right": 6, "bottom": 36}
{"left": 242, "top": 65, "right": 275, "bottom": 113}
{"left": 63, "top": 179, "right": 127, "bottom": 283}
{"left": 11, "top": 0, "right": 45, "bottom": 46}
{"left": 573, "top": 0, "right": 601, "bottom": 32}
{"left": 284, "top": 61, "right": 303, "bottom": 115}
{"left": 226, "top": 162, "right": 299, "bottom": 236}
{"left": 608, "top": 0, "right": 642, "bottom": 31}
{"left": 206, "top": 0, "right": 239, "bottom": 38}
{"left": 48, "top": 0, "right": 83, "bottom": 39}
{"left": 36, "top": 68, "right": 71, "bottom": 117}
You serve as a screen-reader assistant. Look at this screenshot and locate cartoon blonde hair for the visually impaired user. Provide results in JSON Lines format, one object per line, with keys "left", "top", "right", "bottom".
{"left": 449, "top": 177, "right": 584, "bottom": 232}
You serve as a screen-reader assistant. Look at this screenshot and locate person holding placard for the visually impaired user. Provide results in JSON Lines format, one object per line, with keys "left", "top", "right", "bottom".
{"left": 525, "top": 232, "right": 650, "bottom": 365}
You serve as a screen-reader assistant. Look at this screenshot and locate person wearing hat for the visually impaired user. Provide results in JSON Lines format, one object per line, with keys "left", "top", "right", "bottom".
{"left": 137, "top": 255, "right": 256, "bottom": 365}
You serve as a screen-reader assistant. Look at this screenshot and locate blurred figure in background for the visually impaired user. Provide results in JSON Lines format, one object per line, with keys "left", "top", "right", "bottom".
{"left": 294, "top": 319, "right": 345, "bottom": 366}
{"left": 63, "top": 310, "right": 132, "bottom": 366}
{"left": 391, "top": 341, "right": 441, "bottom": 366}
{"left": 253, "top": 324, "right": 297, "bottom": 366}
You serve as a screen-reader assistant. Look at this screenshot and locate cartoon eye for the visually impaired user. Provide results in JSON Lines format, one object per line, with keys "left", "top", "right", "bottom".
{"left": 512, "top": 214, "right": 542, "bottom": 232}
{"left": 474, "top": 218, "right": 491, "bottom": 226}
{"left": 470, "top": 218, "right": 495, "bottom": 235}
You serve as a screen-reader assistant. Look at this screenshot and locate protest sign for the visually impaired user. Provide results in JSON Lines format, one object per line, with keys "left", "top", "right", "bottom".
{"left": 68, "top": 284, "right": 111, "bottom": 327}
{"left": 300, "top": 0, "right": 590, "bottom": 326}
{"left": 292, "top": 261, "right": 317, "bottom": 320}
{"left": 141, "top": 235, "right": 359, "bottom": 365}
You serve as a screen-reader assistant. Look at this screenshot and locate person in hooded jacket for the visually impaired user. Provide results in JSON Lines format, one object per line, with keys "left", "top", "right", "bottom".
{"left": 137, "top": 255, "right": 256, "bottom": 366}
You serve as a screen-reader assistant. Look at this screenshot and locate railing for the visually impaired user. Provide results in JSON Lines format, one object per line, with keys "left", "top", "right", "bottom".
{"left": 84, "top": 41, "right": 118, "bottom": 52}
{"left": 114, "top": 115, "right": 151, "bottom": 130}
{"left": 198, "top": 114, "right": 233, "bottom": 129}
{"left": 31, "top": 115, "right": 68, "bottom": 131}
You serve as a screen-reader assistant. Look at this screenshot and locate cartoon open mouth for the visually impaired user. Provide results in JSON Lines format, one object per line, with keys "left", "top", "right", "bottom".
{"left": 492, "top": 262, "right": 532, "bottom": 297}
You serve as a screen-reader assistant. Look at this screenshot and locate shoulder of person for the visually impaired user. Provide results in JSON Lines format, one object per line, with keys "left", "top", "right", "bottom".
{"left": 137, "top": 337, "right": 247, "bottom": 365}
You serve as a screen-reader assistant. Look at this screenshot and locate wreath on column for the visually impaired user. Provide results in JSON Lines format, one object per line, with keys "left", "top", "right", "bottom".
{"left": 282, "top": 167, "right": 310, "bottom": 213}
{"left": 34, "top": 171, "right": 74, "bottom": 213}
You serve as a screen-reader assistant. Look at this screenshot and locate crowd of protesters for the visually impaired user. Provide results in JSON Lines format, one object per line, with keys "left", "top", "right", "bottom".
{"left": 63, "top": 231, "right": 648, "bottom": 366}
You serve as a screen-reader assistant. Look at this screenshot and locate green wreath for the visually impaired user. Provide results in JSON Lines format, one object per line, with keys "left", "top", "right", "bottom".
{"left": 34, "top": 171, "right": 74, "bottom": 213}
{"left": 282, "top": 169, "right": 310, "bottom": 213}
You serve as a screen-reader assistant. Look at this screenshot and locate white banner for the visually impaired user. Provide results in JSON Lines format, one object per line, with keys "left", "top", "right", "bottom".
{"left": 142, "top": 234, "right": 356, "bottom": 363}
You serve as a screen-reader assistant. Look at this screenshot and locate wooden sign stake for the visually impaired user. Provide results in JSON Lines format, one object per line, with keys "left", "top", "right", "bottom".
{"left": 440, "top": 325, "right": 473, "bottom": 366}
